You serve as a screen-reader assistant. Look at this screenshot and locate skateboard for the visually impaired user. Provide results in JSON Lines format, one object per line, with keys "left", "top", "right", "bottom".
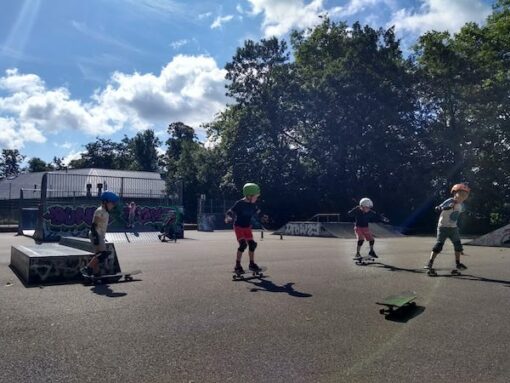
{"left": 82, "top": 270, "right": 142, "bottom": 284}
{"left": 376, "top": 290, "right": 417, "bottom": 315}
{"left": 232, "top": 266, "right": 267, "bottom": 281}
{"left": 353, "top": 255, "right": 375, "bottom": 265}
{"left": 426, "top": 267, "right": 462, "bottom": 277}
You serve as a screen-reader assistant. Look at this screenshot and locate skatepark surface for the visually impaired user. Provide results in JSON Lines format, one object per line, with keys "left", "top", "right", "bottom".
{"left": 0, "top": 231, "right": 509, "bottom": 382}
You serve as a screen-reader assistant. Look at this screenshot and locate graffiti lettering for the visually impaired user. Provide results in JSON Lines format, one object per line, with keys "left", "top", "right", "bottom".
{"left": 283, "top": 222, "right": 322, "bottom": 236}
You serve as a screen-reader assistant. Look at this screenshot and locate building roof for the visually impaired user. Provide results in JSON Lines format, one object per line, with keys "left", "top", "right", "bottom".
{"left": 0, "top": 168, "right": 166, "bottom": 200}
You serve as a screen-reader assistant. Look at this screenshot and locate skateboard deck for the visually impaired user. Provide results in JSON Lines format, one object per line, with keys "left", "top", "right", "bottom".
{"left": 376, "top": 290, "right": 417, "bottom": 315}
{"left": 425, "top": 267, "right": 463, "bottom": 277}
{"left": 232, "top": 266, "right": 267, "bottom": 281}
{"left": 82, "top": 270, "right": 142, "bottom": 284}
{"left": 353, "top": 255, "right": 375, "bottom": 265}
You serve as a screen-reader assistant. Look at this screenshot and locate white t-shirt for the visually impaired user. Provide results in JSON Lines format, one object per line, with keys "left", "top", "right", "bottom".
{"left": 438, "top": 198, "right": 465, "bottom": 228}
{"left": 93, "top": 206, "right": 109, "bottom": 236}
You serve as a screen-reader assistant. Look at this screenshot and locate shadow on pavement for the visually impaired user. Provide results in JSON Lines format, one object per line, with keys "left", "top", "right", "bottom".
{"left": 241, "top": 278, "right": 313, "bottom": 298}
{"left": 371, "top": 262, "right": 510, "bottom": 286}
{"left": 90, "top": 284, "right": 128, "bottom": 298}
{"left": 383, "top": 305, "right": 426, "bottom": 323}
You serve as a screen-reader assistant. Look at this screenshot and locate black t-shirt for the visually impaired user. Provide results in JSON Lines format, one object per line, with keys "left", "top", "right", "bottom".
{"left": 227, "top": 199, "right": 258, "bottom": 228}
{"left": 348, "top": 206, "right": 379, "bottom": 227}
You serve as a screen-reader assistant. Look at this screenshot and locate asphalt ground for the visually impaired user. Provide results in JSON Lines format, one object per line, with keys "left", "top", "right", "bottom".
{"left": 1, "top": 231, "right": 509, "bottom": 383}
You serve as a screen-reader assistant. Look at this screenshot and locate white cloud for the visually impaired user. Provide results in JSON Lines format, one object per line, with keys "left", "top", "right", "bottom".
{"left": 54, "top": 142, "right": 74, "bottom": 149}
{"left": 211, "top": 15, "right": 235, "bottom": 29}
{"left": 389, "top": 0, "right": 491, "bottom": 35}
{"left": 236, "top": 4, "right": 245, "bottom": 14}
{"left": 170, "top": 39, "right": 189, "bottom": 49}
{"left": 198, "top": 12, "right": 213, "bottom": 20}
{"left": 62, "top": 150, "right": 85, "bottom": 166}
{"left": 246, "top": 0, "right": 329, "bottom": 37}
{"left": 0, "top": 55, "right": 229, "bottom": 149}
{"left": 329, "top": 0, "right": 385, "bottom": 18}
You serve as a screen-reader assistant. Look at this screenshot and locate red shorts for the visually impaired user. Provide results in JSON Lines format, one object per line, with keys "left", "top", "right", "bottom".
{"left": 234, "top": 226, "right": 253, "bottom": 241}
{"left": 355, "top": 226, "right": 374, "bottom": 241}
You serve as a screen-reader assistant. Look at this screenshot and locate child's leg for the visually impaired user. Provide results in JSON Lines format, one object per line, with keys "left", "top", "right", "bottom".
{"left": 354, "top": 227, "right": 363, "bottom": 255}
{"left": 236, "top": 239, "right": 247, "bottom": 263}
{"left": 428, "top": 227, "right": 447, "bottom": 267}
{"left": 451, "top": 228, "right": 466, "bottom": 269}
{"left": 365, "top": 230, "right": 377, "bottom": 257}
{"left": 247, "top": 240, "right": 257, "bottom": 263}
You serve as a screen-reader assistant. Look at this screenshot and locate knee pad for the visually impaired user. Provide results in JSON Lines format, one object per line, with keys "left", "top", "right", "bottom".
{"left": 238, "top": 240, "right": 247, "bottom": 253}
{"left": 97, "top": 250, "right": 111, "bottom": 261}
{"left": 357, "top": 240, "right": 364, "bottom": 247}
{"left": 248, "top": 240, "right": 257, "bottom": 252}
{"left": 453, "top": 241, "right": 463, "bottom": 253}
{"left": 432, "top": 242, "right": 444, "bottom": 254}
{"left": 369, "top": 240, "right": 375, "bottom": 246}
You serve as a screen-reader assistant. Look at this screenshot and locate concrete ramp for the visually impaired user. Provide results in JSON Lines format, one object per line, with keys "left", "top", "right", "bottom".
{"left": 275, "top": 221, "right": 403, "bottom": 238}
{"left": 465, "top": 224, "right": 510, "bottom": 247}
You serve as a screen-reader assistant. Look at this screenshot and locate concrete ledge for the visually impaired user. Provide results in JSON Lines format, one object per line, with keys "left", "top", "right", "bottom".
{"left": 11, "top": 240, "right": 121, "bottom": 285}
{"left": 11, "top": 244, "right": 93, "bottom": 284}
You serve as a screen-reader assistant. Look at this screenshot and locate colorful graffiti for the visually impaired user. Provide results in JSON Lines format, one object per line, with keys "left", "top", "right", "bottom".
{"left": 38, "top": 203, "right": 184, "bottom": 241}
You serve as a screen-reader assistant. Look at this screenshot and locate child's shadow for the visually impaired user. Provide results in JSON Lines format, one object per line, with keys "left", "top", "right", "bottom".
{"left": 243, "top": 278, "right": 312, "bottom": 298}
{"left": 90, "top": 284, "right": 127, "bottom": 298}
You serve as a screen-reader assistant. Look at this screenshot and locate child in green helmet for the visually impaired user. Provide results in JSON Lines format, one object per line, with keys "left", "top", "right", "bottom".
{"left": 225, "top": 183, "right": 265, "bottom": 274}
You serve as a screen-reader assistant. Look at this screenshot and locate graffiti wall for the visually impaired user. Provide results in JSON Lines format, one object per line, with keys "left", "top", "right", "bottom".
{"left": 38, "top": 202, "right": 183, "bottom": 241}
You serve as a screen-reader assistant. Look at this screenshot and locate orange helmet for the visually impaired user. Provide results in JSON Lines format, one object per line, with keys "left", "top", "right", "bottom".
{"left": 451, "top": 183, "right": 470, "bottom": 194}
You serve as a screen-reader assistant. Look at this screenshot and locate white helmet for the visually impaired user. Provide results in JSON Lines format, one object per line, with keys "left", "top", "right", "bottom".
{"left": 359, "top": 198, "right": 373, "bottom": 208}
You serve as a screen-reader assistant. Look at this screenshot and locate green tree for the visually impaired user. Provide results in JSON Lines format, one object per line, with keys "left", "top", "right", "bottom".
{"left": 0, "top": 149, "right": 25, "bottom": 178}
{"left": 130, "top": 130, "right": 161, "bottom": 172}
{"left": 27, "top": 157, "right": 50, "bottom": 172}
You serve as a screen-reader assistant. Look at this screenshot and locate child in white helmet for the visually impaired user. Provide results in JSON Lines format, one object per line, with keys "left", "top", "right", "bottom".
{"left": 425, "top": 183, "right": 470, "bottom": 272}
{"left": 348, "top": 198, "right": 389, "bottom": 259}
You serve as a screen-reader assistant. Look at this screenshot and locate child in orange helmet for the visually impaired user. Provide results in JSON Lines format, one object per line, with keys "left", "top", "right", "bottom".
{"left": 425, "top": 183, "right": 470, "bottom": 273}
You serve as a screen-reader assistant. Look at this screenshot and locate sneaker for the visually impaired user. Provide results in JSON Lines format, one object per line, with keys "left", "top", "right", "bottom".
{"left": 80, "top": 266, "right": 93, "bottom": 277}
{"left": 234, "top": 264, "right": 245, "bottom": 274}
{"left": 354, "top": 253, "right": 362, "bottom": 260}
{"left": 368, "top": 250, "right": 378, "bottom": 258}
{"left": 423, "top": 261, "right": 433, "bottom": 270}
{"left": 456, "top": 262, "right": 467, "bottom": 271}
{"left": 249, "top": 263, "right": 261, "bottom": 272}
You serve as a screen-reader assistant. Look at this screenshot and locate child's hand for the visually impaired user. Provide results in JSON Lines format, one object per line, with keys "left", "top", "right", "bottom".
{"left": 225, "top": 216, "right": 232, "bottom": 224}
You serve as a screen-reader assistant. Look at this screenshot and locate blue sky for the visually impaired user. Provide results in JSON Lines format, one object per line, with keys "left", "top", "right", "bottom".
{"left": 0, "top": 0, "right": 495, "bottom": 164}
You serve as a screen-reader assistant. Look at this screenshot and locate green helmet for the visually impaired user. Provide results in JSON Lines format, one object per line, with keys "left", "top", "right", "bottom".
{"left": 243, "top": 183, "right": 261, "bottom": 197}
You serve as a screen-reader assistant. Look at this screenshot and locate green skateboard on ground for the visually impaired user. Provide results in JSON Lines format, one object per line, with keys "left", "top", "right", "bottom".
{"left": 376, "top": 290, "right": 417, "bottom": 315}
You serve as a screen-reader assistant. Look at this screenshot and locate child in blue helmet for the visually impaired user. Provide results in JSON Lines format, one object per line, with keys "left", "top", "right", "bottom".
{"left": 81, "top": 191, "right": 119, "bottom": 277}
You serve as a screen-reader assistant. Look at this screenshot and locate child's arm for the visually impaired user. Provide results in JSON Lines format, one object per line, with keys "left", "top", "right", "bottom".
{"left": 225, "top": 202, "right": 239, "bottom": 223}
{"left": 435, "top": 198, "right": 455, "bottom": 212}
{"left": 90, "top": 216, "right": 102, "bottom": 245}
{"left": 347, "top": 206, "right": 360, "bottom": 217}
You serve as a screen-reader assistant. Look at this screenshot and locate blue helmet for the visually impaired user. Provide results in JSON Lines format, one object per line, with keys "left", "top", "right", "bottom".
{"left": 100, "top": 191, "right": 119, "bottom": 203}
